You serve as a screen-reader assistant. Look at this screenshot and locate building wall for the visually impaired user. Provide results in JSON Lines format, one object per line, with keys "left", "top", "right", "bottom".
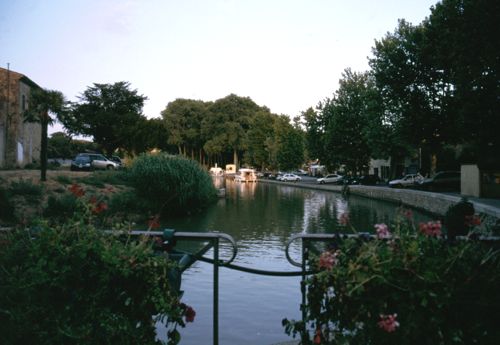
{"left": 0, "top": 68, "right": 41, "bottom": 168}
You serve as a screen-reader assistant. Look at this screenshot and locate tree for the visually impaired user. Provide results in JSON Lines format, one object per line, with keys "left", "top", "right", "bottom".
{"left": 161, "top": 99, "right": 209, "bottom": 162}
{"left": 274, "top": 115, "right": 305, "bottom": 171}
{"left": 422, "top": 0, "right": 500, "bottom": 165}
{"left": 244, "top": 110, "right": 276, "bottom": 170}
{"left": 62, "top": 82, "right": 147, "bottom": 155}
{"left": 24, "top": 88, "right": 66, "bottom": 181}
{"left": 301, "top": 107, "right": 325, "bottom": 162}
{"left": 321, "top": 69, "right": 374, "bottom": 174}
{"left": 202, "top": 94, "right": 262, "bottom": 168}
{"left": 47, "top": 132, "right": 72, "bottom": 159}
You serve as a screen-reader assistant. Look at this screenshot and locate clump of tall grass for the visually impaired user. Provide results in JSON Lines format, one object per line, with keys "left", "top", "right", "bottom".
{"left": 128, "top": 153, "right": 217, "bottom": 215}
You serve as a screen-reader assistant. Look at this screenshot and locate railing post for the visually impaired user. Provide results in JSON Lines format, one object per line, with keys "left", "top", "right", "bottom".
{"left": 213, "top": 237, "right": 219, "bottom": 345}
{"left": 301, "top": 237, "right": 309, "bottom": 344}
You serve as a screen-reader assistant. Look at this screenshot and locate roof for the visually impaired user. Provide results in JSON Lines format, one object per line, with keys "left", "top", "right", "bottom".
{"left": 0, "top": 66, "right": 41, "bottom": 89}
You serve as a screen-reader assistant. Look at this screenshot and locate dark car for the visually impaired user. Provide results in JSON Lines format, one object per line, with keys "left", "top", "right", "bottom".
{"left": 418, "top": 171, "right": 460, "bottom": 192}
{"left": 345, "top": 175, "right": 380, "bottom": 185}
{"left": 70, "top": 155, "right": 92, "bottom": 171}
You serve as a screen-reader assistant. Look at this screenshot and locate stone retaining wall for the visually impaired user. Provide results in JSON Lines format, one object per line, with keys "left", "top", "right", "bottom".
{"left": 259, "top": 179, "right": 500, "bottom": 220}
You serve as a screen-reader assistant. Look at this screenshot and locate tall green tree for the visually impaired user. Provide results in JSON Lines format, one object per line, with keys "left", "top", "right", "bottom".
{"left": 202, "top": 94, "right": 262, "bottom": 168}
{"left": 161, "top": 98, "right": 209, "bottom": 162}
{"left": 47, "top": 132, "right": 72, "bottom": 159}
{"left": 422, "top": 0, "right": 500, "bottom": 165}
{"left": 274, "top": 115, "right": 305, "bottom": 171}
{"left": 62, "top": 82, "right": 147, "bottom": 155}
{"left": 321, "top": 69, "right": 374, "bottom": 174}
{"left": 301, "top": 107, "right": 325, "bottom": 162}
{"left": 244, "top": 110, "right": 276, "bottom": 170}
{"left": 24, "top": 88, "right": 66, "bottom": 181}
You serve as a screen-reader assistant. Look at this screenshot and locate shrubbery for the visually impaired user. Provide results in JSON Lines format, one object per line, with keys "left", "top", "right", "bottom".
{"left": 0, "top": 189, "right": 193, "bottom": 345}
{"left": 129, "top": 153, "right": 217, "bottom": 215}
{"left": 284, "top": 209, "right": 500, "bottom": 345}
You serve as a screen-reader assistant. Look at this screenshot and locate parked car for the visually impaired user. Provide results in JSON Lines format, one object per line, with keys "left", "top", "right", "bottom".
{"left": 418, "top": 171, "right": 460, "bottom": 192}
{"left": 108, "top": 155, "right": 123, "bottom": 168}
{"left": 293, "top": 169, "right": 308, "bottom": 176}
{"left": 389, "top": 173, "right": 424, "bottom": 188}
{"left": 74, "top": 153, "right": 119, "bottom": 170}
{"left": 346, "top": 175, "right": 381, "bottom": 185}
{"left": 281, "top": 173, "right": 302, "bottom": 182}
{"left": 317, "top": 174, "right": 343, "bottom": 184}
{"left": 70, "top": 155, "right": 92, "bottom": 171}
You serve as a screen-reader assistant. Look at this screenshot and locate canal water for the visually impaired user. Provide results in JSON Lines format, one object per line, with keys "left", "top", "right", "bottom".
{"left": 157, "top": 179, "right": 434, "bottom": 345}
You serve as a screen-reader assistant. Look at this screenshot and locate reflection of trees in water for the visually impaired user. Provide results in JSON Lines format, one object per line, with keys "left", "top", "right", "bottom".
{"left": 163, "top": 183, "right": 434, "bottom": 250}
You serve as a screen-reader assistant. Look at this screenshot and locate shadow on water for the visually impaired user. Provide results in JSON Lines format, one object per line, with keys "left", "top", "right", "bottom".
{"left": 156, "top": 179, "right": 434, "bottom": 345}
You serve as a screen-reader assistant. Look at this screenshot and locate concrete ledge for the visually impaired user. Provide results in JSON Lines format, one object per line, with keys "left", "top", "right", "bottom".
{"left": 258, "top": 179, "right": 500, "bottom": 219}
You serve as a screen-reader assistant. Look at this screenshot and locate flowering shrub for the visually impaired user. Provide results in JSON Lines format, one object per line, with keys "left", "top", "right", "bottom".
{"left": 284, "top": 209, "right": 500, "bottom": 345}
{"left": 0, "top": 188, "right": 193, "bottom": 345}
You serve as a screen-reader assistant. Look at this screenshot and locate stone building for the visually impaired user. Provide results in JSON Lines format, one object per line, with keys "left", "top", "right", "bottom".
{"left": 0, "top": 66, "right": 41, "bottom": 168}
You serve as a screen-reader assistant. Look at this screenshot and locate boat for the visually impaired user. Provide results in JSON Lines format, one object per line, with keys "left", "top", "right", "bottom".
{"left": 235, "top": 168, "right": 257, "bottom": 183}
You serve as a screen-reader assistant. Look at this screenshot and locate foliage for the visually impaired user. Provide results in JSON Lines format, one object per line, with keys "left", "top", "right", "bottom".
{"left": 43, "top": 193, "right": 78, "bottom": 220}
{"left": 24, "top": 88, "right": 67, "bottom": 181}
{"left": 275, "top": 115, "right": 305, "bottom": 171}
{"left": 244, "top": 110, "right": 276, "bottom": 170}
{"left": 8, "top": 178, "right": 43, "bottom": 198}
{"left": 284, "top": 211, "right": 500, "bottom": 344}
{"left": 129, "top": 153, "right": 217, "bottom": 215}
{"left": 320, "top": 70, "right": 374, "bottom": 173}
{"left": 0, "top": 186, "right": 15, "bottom": 221}
{"left": 47, "top": 131, "right": 73, "bottom": 159}
{"left": 0, "top": 193, "right": 191, "bottom": 345}
{"left": 63, "top": 82, "right": 148, "bottom": 155}
{"left": 77, "top": 170, "right": 130, "bottom": 188}
{"left": 55, "top": 174, "right": 73, "bottom": 185}
{"left": 302, "top": 107, "right": 325, "bottom": 162}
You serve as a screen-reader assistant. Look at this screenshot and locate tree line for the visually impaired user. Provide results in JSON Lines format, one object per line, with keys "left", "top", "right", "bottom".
{"left": 304, "top": 0, "right": 499, "bottom": 176}
{"left": 31, "top": 0, "right": 498, "bottom": 179}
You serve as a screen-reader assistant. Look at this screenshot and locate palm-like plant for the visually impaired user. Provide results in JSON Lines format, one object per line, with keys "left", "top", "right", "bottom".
{"left": 24, "top": 88, "right": 66, "bottom": 181}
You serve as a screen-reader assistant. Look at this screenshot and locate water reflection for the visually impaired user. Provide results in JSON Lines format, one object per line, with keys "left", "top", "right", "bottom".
{"left": 157, "top": 180, "right": 433, "bottom": 345}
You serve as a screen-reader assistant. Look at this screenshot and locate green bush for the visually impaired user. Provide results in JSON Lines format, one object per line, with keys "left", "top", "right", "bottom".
{"left": 55, "top": 174, "right": 73, "bottom": 185}
{"left": 0, "top": 194, "right": 191, "bottom": 345}
{"left": 0, "top": 187, "right": 15, "bottom": 221}
{"left": 129, "top": 153, "right": 217, "bottom": 215}
{"left": 284, "top": 212, "right": 500, "bottom": 345}
{"left": 43, "top": 193, "right": 78, "bottom": 220}
{"left": 9, "top": 178, "right": 43, "bottom": 197}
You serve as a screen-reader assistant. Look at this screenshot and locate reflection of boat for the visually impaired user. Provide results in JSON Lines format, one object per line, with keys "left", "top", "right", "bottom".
{"left": 235, "top": 168, "right": 257, "bottom": 183}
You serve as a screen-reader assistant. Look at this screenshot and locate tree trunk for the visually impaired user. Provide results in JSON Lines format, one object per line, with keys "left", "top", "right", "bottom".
{"left": 233, "top": 149, "right": 238, "bottom": 170}
{"left": 40, "top": 113, "right": 48, "bottom": 182}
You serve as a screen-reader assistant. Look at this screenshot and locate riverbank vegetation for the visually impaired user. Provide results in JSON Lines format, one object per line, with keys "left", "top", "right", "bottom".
{"left": 0, "top": 190, "right": 192, "bottom": 345}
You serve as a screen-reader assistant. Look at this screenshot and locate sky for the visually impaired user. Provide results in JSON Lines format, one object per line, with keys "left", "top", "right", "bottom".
{"left": 0, "top": 0, "right": 438, "bottom": 135}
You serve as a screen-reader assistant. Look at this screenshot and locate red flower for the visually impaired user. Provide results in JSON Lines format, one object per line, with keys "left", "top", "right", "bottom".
{"left": 419, "top": 221, "right": 442, "bottom": 237}
{"left": 184, "top": 306, "right": 196, "bottom": 323}
{"left": 402, "top": 208, "right": 413, "bottom": 220}
{"left": 92, "top": 202, "right": 108, "bottom": 214}
{"left": 69, "top": 184, "right": 85, "bottom": 197}
{"left": 318, "top": 251, "right": 338, "bottom": 270}
{"left": 378, "top": 313, "right": 400, "bottom": 333}
{"left": 89, "top": 196, "right": 97, "bottom": 204}
{"left": 464, "top": 214, "right": 481, "bottom": 227}
{"left": 313, "top": 327, "right": 322, "bottom": 344}
{"left": 148, "top": 215, "right": 161, "bottom": 230}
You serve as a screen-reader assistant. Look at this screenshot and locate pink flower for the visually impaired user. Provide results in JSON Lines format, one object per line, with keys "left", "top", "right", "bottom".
{"left": 419, "top": 221, "right": 442, "bottom": 237}
{"left": 375, "top": 223, "right": 391, "bottom": 239}
{"left": 378, "top": 313, "right": 400, "bottom": 333}
{"left": 339, "top": 212, "right": 350, "bottom": 226}
{"left": 318, "top": 251, "right": 338, "bottom": 270}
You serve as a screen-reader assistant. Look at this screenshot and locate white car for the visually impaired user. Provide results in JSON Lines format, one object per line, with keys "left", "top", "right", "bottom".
{"left": 389, "top": 173, "right": 424, "bottom": 188}
{"left": 281, "top": 173, "right": 302, "bottom": 182}
{"left": 317, "top": 174, "right": 343, "bottom": 184}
